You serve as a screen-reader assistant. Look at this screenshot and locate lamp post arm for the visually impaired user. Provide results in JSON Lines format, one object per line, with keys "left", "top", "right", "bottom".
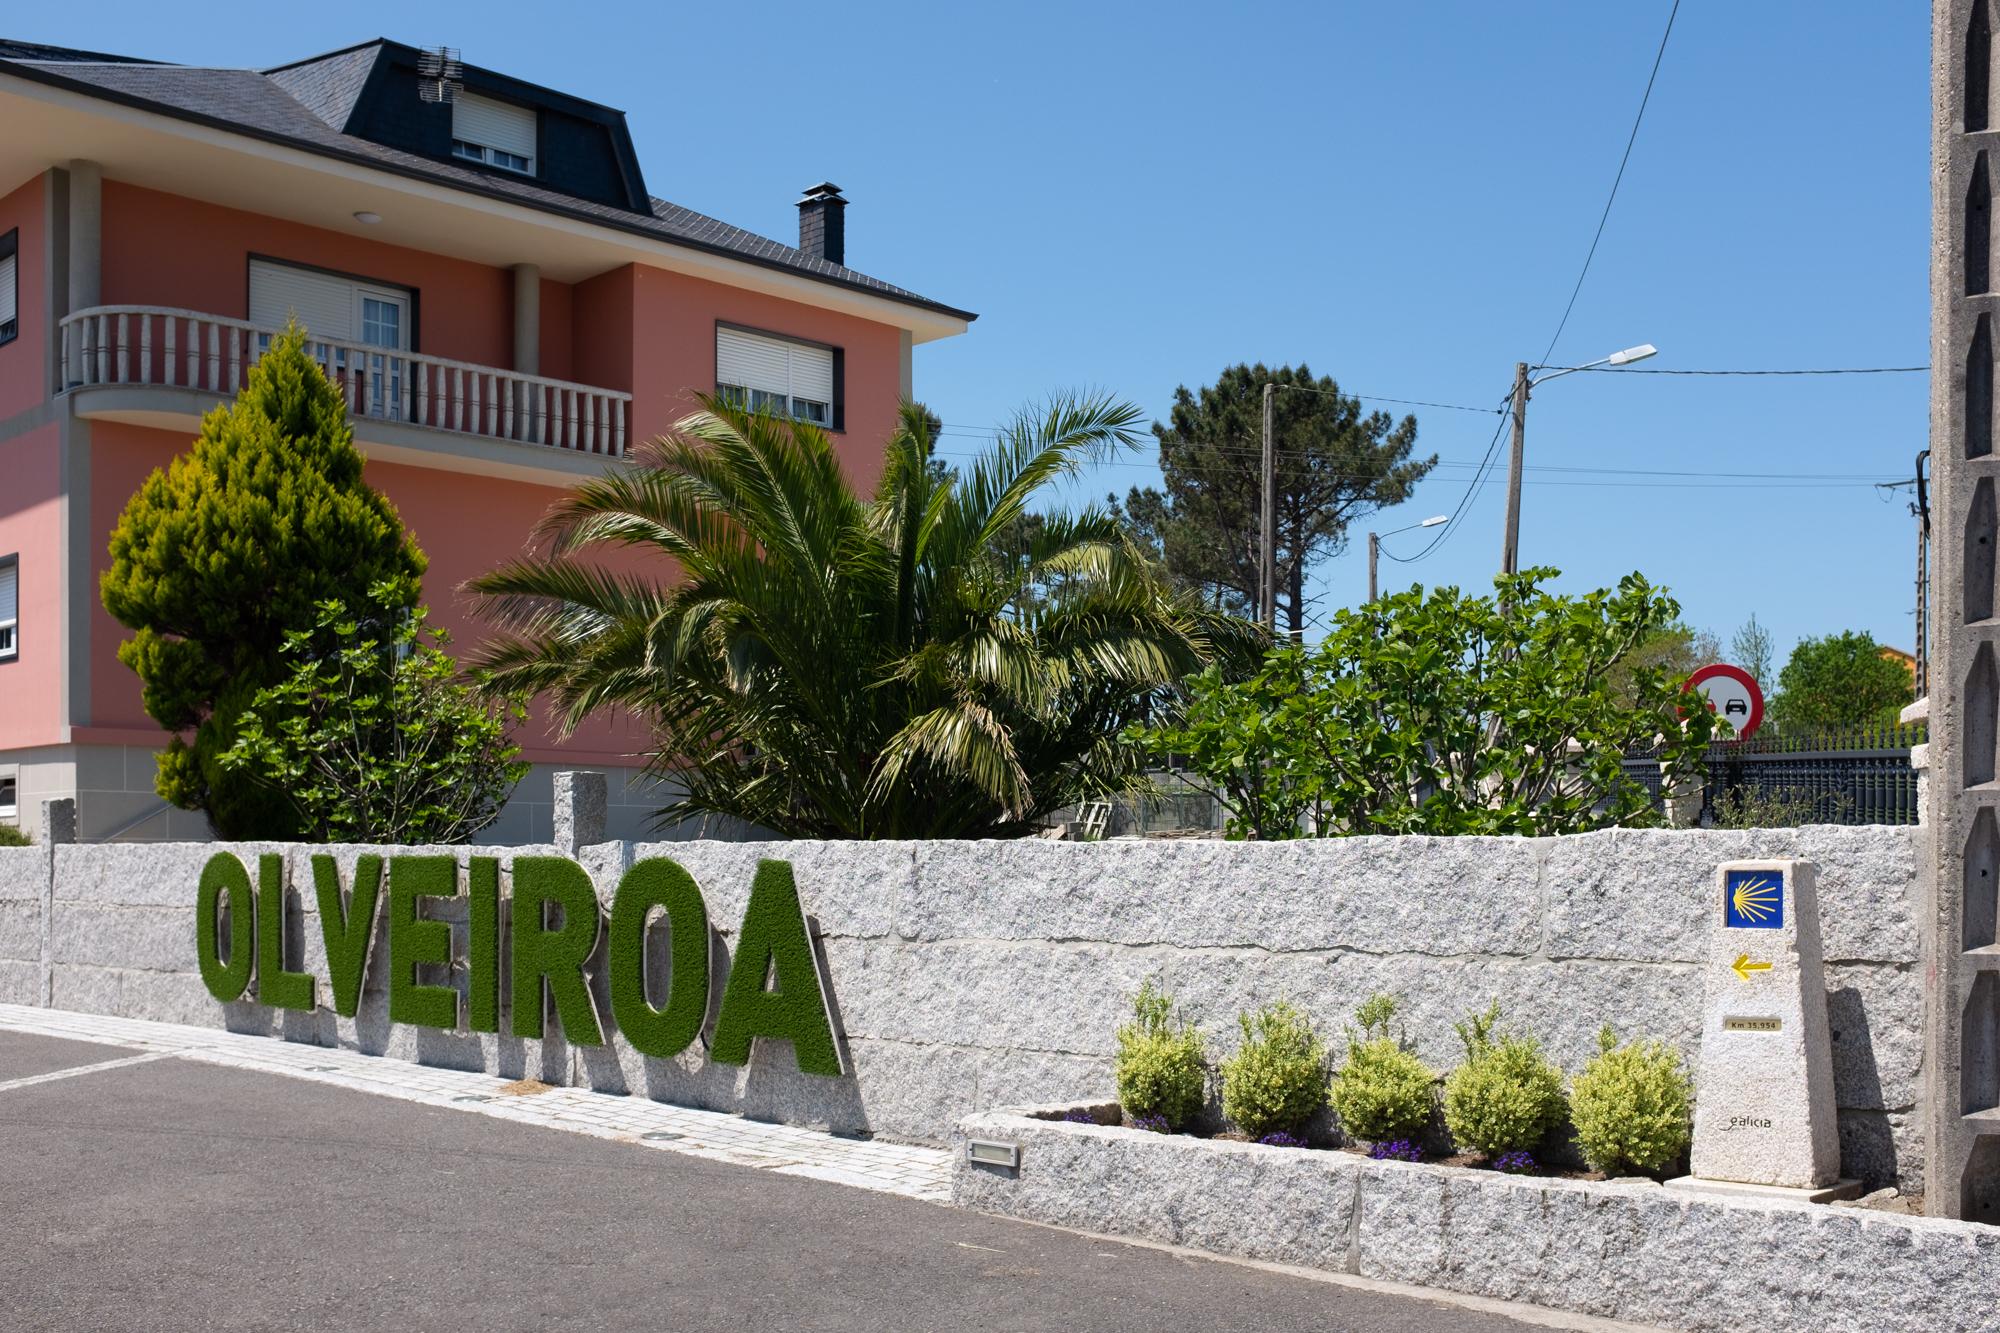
{"left": 1526, "top": 356, "right": 1614, "bottom": 389}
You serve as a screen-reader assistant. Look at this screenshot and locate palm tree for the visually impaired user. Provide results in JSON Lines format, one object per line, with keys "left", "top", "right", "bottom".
{"left": 468, "top": 393, "right": 1262, "bottom": 838}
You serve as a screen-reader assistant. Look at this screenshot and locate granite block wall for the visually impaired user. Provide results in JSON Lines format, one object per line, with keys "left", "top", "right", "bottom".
{"left": 7, "top": 827, "right": 1925, "bottom": 1187}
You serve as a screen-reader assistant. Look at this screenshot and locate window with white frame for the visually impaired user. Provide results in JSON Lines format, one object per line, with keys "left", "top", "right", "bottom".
{"left": 716, "top": 326, "right": 837, "bottom": 426}
{"left": 248, "top": 260, "right": 411, "bottom": 419}
{"left": 0, "top": 558, "right": 16, "bottom": 660}
{"left": 451, "top": 93, "right": 536, "bottom": 175}
{"left": 0, "top": 771, "right": 15, "bottom": 823}
{"left": 0, "top": 228, "right": 18, "bottom": 345}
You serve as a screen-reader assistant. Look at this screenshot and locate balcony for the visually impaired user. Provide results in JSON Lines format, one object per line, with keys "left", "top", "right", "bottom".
{"left": 58, "top": 306, "right": 632, "bottom": 481}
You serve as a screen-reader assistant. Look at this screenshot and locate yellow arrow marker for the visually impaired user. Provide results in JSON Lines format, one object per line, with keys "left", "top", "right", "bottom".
{"left": 1732, "top": 954, "right": 1772, "bottom": 982}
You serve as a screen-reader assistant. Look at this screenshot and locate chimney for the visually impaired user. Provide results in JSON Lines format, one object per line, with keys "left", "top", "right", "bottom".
{"left": 797, "top": 182, "right": 846, "bottom": 266}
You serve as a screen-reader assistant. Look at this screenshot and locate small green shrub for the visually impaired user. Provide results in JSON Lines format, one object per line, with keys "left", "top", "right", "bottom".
{"left": 0, "top": 824, "right": 29, "bottom": 847}
{"left": 1114, "top": 979, "right": 1208, "bottom": 1130}
{"left": 1328, "top": 994, "right": 1436, "bottom": 1144}
{"left": 1441, "top": 1004, "right": 1567, "bottom": 1158}
{"left": 1220, "top": 1001, "right": 1329, "bottom": 1139}
{"left": 1570, "top": 1026, "right": 1693, "bottom": 1174}
{"left": 1713, "top": 786, "right": 1852, "bottom": 829}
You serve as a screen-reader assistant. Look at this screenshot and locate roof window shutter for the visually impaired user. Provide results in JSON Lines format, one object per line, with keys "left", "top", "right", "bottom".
{"left": 0, "top": 253, "right": 15, "bottom": 327}
{"left": 453, "top": 93, "right": 536, "bottom": 164}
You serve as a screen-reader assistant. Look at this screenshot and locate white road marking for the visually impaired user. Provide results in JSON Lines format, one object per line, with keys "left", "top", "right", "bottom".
{"left": 0, "top": 1049, "right": 178, "bottom": 1094}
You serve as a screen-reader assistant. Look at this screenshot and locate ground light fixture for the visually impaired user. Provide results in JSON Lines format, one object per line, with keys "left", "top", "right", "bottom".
{"left": 1368, "top": 514, "right": 1449, "bottom": 603}
{"left": 1500, "top": 341, "right": 1659, "bottom": 574}
{"left": 352, "top": 210, "right": 382, "bottom": 224}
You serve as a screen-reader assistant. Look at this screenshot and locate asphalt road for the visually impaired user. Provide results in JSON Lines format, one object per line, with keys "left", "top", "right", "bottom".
{"left": 0, "top": 1030, "right": 1560, "bottom": 1333}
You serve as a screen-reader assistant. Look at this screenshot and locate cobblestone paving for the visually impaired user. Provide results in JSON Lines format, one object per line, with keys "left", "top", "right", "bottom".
{"left": 0, "top": 1004, "right": 950, "bottom": 1202}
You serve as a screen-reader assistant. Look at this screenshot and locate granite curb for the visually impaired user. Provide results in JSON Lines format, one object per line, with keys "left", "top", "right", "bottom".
{"left": 949, "top": 1107, "right": 2000, "bottom": 1333}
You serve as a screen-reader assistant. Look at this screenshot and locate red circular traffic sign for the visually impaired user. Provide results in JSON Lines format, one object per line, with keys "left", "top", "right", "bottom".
{"left": 1683, "top": 663, "right": 1765, "bottom": 740}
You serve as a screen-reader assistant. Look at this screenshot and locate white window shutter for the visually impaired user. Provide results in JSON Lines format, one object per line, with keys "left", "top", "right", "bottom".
{"left": 249, "top": 260, "right": 355, "bottom": 342}
{"left": 453, "top": 93, "right": 536, "bottom": 162}
{"left": 0, "top": 253, "right": 15, "bottom": 326}
{"left": 717, "top": 327, "right": 794, "bottom": 397}
{"left": 0, "top": 563, "right": 16, "bottom": 623}
{"left": 788, "top": 344, "right": 834, "bottom": 406}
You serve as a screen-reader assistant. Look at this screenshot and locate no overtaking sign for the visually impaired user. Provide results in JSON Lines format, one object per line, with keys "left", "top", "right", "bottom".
{"left": 1683, "top": 663, "right": 1765, "bottom": 740}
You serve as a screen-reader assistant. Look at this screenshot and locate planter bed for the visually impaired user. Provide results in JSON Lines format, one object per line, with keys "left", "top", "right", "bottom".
{"left": 1028, "top": 1102, "right": 1622, "bottom": 1182}
{"left": 953, "top": 1104, "right": 1999, "bottom": 1333}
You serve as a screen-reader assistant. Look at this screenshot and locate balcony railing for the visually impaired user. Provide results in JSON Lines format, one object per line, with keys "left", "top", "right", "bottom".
{"left": 59, "top": 305, "right": 630, "bottom": 458}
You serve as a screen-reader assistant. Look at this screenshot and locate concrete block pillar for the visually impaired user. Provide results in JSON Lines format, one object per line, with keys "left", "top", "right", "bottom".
{"left": 40, "top": 798, "right": 76, "bottom": 846}
{"left": 552, "top": 771, "right": 607, "bottom": 852}
{"left": 511, "top": 263, "right": 540, "bottom": 376}
{"left": 1912, "top": 742, "right": 1932, "bottom": 826}
{"left": 1659, "top": 761, "right": 1703, "bottom": 829}
{"left": 38, "top": 798, "right": 74, "bottom": 1007}
{"left": 511, "top": 263, "right": 540, "bottom": 442}
{"left": 66, "top": 160, "right": 100, "bottom": 314}
{"left": 1925, "top": 0, "right": 2000, "bottom": 1220}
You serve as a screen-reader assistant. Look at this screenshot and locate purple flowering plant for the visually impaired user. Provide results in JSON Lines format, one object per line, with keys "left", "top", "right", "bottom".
{"left": 1258, "top": 1131, "right": 1307, "bottom": 1149}
{"left": 1493, "top": 1150, "right": 1539, "bottom": 1175}
{"left": 1128, "top": 1112, "right": 1171, "bottom": 1134}
{"left": 1369, "top": 1139, "right": 1422, "bottom": 1162}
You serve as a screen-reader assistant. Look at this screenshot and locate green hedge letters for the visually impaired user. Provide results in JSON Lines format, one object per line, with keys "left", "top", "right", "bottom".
{"left": 192, "top": 851, "right": 842, "bottom": 1078}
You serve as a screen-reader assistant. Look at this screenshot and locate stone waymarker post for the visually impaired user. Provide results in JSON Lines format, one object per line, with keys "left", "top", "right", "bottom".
{"left": 1672, "top": 859, "right": 1854, "bottom": 1202}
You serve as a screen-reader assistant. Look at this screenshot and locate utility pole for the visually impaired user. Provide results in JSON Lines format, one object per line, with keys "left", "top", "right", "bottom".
{"left": 1260, "top": 380, "right": 1276, "bottom": 631}
{"left": 1915, "top": 449, "right": 1931, "bottom": 699}
{"left": 1500, "top": 361, "right": 1529, "bottom": 575}
{"left": 1369, "top": 516, "right": 1447, "bottom": 606}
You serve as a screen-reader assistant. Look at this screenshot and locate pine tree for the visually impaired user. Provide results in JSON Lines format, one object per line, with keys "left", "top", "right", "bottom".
{"left": 1110, "top": 363, "right": 1436, "bottom": 635}
{"left": 101, "top": 326, "right": 426, "bottom": 837}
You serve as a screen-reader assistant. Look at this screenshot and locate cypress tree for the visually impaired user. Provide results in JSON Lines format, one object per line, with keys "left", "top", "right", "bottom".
{"left": 101, "top": 325, "right": 426, "bottom": 837}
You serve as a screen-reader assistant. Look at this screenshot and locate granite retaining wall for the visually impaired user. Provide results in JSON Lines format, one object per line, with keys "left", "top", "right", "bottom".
{"left": 951, "top": 1108, "right": 1996, "bottom": 1333}
{"left": 0, "top": 826, "right": 1927, "bottom": 1189}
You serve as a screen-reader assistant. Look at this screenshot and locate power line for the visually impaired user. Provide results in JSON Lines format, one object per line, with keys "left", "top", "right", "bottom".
{"left": 1376, "top": 413, "right": 1511, "bottom": 563}
{"left": 928, "top": 382, "right": 1505, "bottom": 438}
{"left": 930, "top": 451, "right": 1898, "bottom": 488}
{"left": 1271, "top": 383, "right": 1504, "bottom": 415}
{"left": 925, "top": 360, "right": 1927, "bottom": 444}
{"left": 1537, "top": 0, "right": 1682, "bottom": 367}
{"left": 1386, "top": 0, "right": 1684, "bottom": 575}
{"left": 1573, "top": 364, "right": 1928, "bottom": 376}
{"left": 933, "top": 439, "right": 1905, "bottom": 481}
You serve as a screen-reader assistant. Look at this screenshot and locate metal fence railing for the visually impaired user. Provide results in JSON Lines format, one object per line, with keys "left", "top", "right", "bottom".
{"left": 1049, "top": 728, "right": 1924, "bottom": 838}
{"left": 1043, "top": 783, "right": 1229, "bottom": 839}
{"left": 1628, "top": 723, "right": 1925, "bottom": 827}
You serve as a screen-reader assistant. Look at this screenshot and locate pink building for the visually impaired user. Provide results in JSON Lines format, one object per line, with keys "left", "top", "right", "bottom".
{"left": 0, "top": 38, "right": 974, "bottom": 842}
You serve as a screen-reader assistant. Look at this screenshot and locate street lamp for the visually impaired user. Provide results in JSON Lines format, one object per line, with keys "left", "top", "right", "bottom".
{"left": 1500, "top": 343, "right": 1658, "bottom": 575}
{"left": 1369, "top": 514, "right": 1449, "bottom": 602}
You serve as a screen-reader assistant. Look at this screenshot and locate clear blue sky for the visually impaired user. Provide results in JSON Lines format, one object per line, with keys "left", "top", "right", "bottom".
{"left": 15, "top": 2, "right": 1932, "bottom": 672}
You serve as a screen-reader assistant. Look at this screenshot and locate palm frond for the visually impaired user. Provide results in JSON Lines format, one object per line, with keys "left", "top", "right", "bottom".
{"left": 465, "top": 387, "right": 1257, "bottom": 838}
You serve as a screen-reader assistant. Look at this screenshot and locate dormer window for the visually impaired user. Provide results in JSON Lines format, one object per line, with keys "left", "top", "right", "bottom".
{"left": 451, "top": 92, "right": 535, "bottom": 175}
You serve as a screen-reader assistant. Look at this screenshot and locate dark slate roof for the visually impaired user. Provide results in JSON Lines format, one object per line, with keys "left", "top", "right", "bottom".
{"left": 0, "top": 39, "right": 153, "bottom": 64}
{"left": 264, "top": 44, "right": 377, "bottom": 131}
{"left": 0, "top": 40, "right": 974, "bottom": 322}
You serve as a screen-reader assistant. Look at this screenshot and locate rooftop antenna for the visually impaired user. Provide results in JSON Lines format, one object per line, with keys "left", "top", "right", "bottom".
{"left": 417, "top": 46, "right": 463, "bottom": 104}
